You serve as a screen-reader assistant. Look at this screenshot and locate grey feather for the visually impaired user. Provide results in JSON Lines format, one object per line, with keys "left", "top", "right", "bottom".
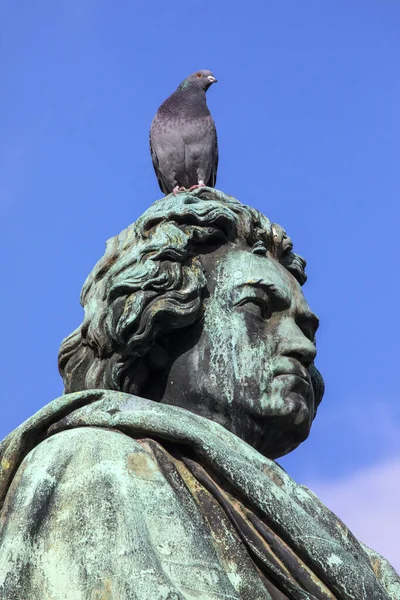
{"left": 150, "top": 70, "right": 218, "bottom": 195}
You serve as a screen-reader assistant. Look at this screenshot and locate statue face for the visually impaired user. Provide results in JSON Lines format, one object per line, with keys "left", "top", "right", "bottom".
{"left": 161, "top": 246, "right": 320, "bottom": 458}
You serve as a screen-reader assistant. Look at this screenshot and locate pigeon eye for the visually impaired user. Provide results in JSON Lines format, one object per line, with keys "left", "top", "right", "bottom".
{"left": 196, "top": 72, "right": 202, "bottom": 78}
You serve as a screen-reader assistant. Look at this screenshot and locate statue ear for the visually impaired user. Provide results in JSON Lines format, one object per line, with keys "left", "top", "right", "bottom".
{"left": 146, "top": 338, "right": 170, "bottom": 370}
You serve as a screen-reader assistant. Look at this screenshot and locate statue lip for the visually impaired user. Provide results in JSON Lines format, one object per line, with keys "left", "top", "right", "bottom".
{"left": 274, "top": 364, "right": 310, "bottom": 385}
{"left": 276, "top": 372, "right": 310, "bottom": 385}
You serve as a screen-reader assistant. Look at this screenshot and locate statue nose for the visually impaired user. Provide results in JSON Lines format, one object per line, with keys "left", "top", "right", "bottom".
{"left": 280, "top": 328, "right": 317, "bottom": 368}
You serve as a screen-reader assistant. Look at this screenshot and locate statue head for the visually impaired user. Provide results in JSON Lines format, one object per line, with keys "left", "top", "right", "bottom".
{"left": 59, "top": 189, "right": 324, "bottom": 458}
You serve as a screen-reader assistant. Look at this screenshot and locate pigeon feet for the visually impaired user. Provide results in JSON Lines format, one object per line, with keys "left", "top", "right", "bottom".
{"left": 188, "top": 181, "right": 205, "bottom": 192}
{"left": 172, "top": 186, "right": 187, "bottom": 196}
{"left": 172, "top": 182, "right": 205, "bottom": 196}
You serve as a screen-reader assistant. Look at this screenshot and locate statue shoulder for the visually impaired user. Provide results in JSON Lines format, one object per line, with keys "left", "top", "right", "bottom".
{"left": 22, "top": 426, "right": 159, "bottom": 482}
{"left": 360, "top": 542, "right": 400, "bottom": 599}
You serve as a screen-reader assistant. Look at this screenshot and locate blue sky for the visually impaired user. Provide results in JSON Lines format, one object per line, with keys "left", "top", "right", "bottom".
{"left": 2, "top": 1, "right": 400, "bottom": 568}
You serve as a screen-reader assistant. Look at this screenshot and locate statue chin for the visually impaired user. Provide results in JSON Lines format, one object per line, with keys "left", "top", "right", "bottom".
{"left": 239, "top": 389, "right": 314, "bottom": 459}
{"left": 247, "top": 420, "right": 312, "bottom": 460}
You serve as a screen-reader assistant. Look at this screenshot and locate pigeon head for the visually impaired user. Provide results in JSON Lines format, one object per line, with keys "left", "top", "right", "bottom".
{"left": 178, "top": 70, "right": 217, "bottom": 92}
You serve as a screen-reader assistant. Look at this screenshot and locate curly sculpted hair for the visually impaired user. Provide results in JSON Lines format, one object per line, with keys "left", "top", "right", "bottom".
{"left": 59, "top": 188, "right": 309, "bottom": 396}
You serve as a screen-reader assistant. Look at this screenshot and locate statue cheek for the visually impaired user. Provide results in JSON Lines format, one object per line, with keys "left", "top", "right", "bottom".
{"left": 203, "top": 301, "right": 274, "bottom": 398}
{"left": 268, "top": 377, "right": 290, "bottom": 412}
{"left": 231, "top": 339, "right": 273, "bottom": 396}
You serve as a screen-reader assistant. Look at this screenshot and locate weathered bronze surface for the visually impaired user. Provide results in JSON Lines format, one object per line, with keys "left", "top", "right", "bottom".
{"left": 0, "top": 188, "right": 398, "bottom": 599}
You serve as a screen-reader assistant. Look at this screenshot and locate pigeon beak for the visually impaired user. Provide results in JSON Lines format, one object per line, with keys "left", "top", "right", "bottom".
{"left": 207, "top": 76, "right": 217, "bottom": 83}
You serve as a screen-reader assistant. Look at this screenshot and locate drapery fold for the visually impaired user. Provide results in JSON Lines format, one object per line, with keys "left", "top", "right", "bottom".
{"left": 0, "top": 390, "right": 398, "bottom": 599}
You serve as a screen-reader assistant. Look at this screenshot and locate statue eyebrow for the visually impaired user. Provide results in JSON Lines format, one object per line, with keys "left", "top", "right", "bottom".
{"left": 237, "top": 280, "right": 291, "bottom": 306}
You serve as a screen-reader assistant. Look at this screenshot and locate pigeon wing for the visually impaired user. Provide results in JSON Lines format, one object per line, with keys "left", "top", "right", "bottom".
{"left": 150, "top": 112, "right": 186, "bottom": 195}
{"left": 149, "top": 127, "right": 170, "bottom": 195}
{"left": 179, "top": 114, "right": 218, "bottom": 188}
{"left": 208, "top": 118, "right": 218, "bottom": 188}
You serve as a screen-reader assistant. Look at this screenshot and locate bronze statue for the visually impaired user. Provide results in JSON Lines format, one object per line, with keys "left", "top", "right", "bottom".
{"left": 0, "top": 189, "right": 398, "bottom": 599}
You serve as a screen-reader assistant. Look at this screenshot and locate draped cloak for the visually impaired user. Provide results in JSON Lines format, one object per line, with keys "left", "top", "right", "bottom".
{"left": 0, "top": 390, "right": 398, "bottom": 600}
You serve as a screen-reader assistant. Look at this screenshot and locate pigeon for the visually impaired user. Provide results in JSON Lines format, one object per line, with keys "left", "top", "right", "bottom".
{"left": 150, "top": 70, "right": 218, "bottom": 196}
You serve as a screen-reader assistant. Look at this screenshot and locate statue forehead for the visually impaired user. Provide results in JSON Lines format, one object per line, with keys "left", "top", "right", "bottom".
{"left": 209, "top": 248, "right": 306, "bottom": 302}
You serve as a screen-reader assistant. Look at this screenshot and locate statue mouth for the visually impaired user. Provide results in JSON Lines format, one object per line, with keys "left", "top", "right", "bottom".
{"left": 274, "top": 361, "right": 310, "bottom": 385}
{"left": 275, "top": 372, "right": 310, "bottom": 385}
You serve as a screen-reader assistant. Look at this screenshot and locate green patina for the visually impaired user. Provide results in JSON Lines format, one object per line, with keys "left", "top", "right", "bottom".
{"left": 0, "top": 188, "right": 398, "bottom": 599}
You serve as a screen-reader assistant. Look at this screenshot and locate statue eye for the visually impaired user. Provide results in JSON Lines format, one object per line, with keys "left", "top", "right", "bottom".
{"left": 196, "top": 72, "right": 202, "bottom": 78}
{"left": 235, "top": 297, "right": 271, "bottom": 320}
